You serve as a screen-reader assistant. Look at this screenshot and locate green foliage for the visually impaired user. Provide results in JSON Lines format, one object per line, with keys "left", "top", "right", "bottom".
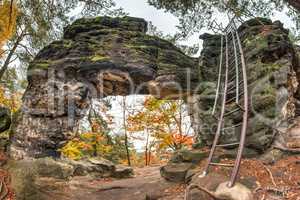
{"left": 60, "top": 132, "right": 134, "bottom": 163}
{"left": 0, "top": 0, "right": 127, "bottom": 91}
{"left": 147, "top": 21, "right": 199, "bottom": 56}
{"left": 147, "top": 0, "right": 300, "bottom": 39}
{"left": 61, "top": 99, "right": 134, "bottom": 164}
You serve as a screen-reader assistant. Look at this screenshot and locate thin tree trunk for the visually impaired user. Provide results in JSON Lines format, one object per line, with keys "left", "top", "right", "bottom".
{"left": 122, "top": 97, "right": 131, "bottom": 166}
{"left": 145, "top": 129, "right": 150, "bottom": 166}
{"left": 0, "top": 34, "right": 23, "bottom": 80}
{"left": 148, "top": 145, "right": 151, "bottom": 165}
{"left": 178, "top": 102, "right": 183, "bottom": 149}
{"left": 9, "top": 0, "right": 14, "bottom": 28}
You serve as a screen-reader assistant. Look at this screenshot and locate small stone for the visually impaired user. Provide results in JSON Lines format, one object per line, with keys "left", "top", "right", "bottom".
{"left": 215, "top": 182, "right": 254, "bottom": 200}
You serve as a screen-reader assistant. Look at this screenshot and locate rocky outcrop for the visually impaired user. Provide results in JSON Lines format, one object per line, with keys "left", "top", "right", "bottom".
{"left": 0, "top": 106, "right": 11, "bottom": 133}
{"left": 8, "top": 16, "right": 300, "bottom": 161}
{"left": 0, "top": 106, "right": 11, "bottom": 151}
{"left": 160, "top": 162, "right": 195, "bottom": 183}
{"left": 186, "top": 173, "right": 254, "bottom": 200}
{"left": 188, "top": 18, "right": 300, "bottom": 155}
{"left": 160, "top": 149, "right": 208, "bottom": 183}
{"left": 6, "top": 157, "right": 133, "bottom": 200}
{"left": 9, "top": 16, "right": 199, "bottom": 159}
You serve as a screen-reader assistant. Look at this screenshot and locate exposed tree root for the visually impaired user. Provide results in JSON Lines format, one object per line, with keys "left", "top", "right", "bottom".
{"left": 184, "top": 184, "right": 227, "bottom": 200}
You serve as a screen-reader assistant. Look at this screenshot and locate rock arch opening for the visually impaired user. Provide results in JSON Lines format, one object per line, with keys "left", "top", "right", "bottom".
{"left": 9, "top": 16, "right": 200, "bottom": 159}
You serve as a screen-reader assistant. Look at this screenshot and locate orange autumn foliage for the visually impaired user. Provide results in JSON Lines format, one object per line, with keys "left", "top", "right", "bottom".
{"left": 128, "top": 96, "right": 194, "bottom": 153}
{"left": 0, "top": 0, "right": 18, "bottom": 56}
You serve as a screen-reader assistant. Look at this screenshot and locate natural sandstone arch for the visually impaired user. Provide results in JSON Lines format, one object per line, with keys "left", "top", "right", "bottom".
{"left": 9, "top": 16, "right": 300, "bottom": 161}
{"left": 9, "top": 16, "right": 200, "bottom": 159}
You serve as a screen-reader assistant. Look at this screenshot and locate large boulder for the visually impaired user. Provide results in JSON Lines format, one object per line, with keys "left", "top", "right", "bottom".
{"left": 186, "top": 173, "right": 254, "bottom": 200}
{"left": 7, "top": 157, "right": 134, "bottom": 200}
{"left": 114, "top": 165, "right": 134, "bottom": 178}
{"left": 7, "top": 158, "right": 74, "bottom": 200}
{"left": 63, "top": 157, "right": 116, "bottom": 177}
{"left": 160, "top": 163, "right": 195, "bottom": 183}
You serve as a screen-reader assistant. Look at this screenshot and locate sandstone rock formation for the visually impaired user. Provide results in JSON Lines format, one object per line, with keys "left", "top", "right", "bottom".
{"left": 0, "top": 106, "right": 11, "bottom": 151}
{"left": 8, "top": 16, "right": 300, "bottom": 161}
{"left": 188, "top": 18, "right": 300, "bottom": 156}
{"left": 6, "top": 157, "right": 133, "bottom": 199}
{"left": 10, "top": 16, "right": 199, "bottom": 159}
{"left": 0, "top": 106, "right": 11, "bottom": 133}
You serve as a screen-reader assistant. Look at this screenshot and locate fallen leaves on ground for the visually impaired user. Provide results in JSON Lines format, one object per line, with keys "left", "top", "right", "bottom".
{"left": 195, "top": 155, "right": 300, "bottom": 200}
{"left": 0, "top": 152, "right": 14, "bottom": 200}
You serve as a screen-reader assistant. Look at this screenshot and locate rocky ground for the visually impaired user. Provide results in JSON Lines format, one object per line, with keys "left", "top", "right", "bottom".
{"left": 1, "top": 165, "right": 185, "bottom": 200}
{"left": 1, "top": 150, "right": 300, "bottom": 200}
{"left": 64, "top": 166, "right": 185, "bottom": 200}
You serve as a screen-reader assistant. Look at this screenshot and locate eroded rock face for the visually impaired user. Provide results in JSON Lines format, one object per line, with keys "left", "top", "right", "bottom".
{"left": 7, "top": 157, "right": 133, "bottom": 200}
{"left": 0, "top": 106, "right": 11, "bottom": 133}
{"left": 9, "top": 16, "right": 300, "bottom": 160}
{"left": 188, "top": 18, "right": 300, "bottom": 154}
{"left": 10, "top": 16, "right": 199, "bottom": 159}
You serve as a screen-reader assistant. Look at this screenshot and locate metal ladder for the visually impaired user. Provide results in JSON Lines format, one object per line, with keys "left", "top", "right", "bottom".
{"left": 201, "top": 18, "right": 249, "bottom": 188}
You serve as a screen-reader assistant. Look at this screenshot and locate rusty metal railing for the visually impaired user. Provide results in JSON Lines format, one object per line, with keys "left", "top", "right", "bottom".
{"left": 201, "top": 17, "right": 249, "bottom": 188}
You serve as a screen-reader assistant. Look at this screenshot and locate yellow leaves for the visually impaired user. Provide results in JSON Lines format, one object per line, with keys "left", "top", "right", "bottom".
{"left": 0, "top": 1, "right": 18, "bottom": 55}
{"left": 0, "top": 86, "right": 21, "bottom": 112}
{"left": 60, "top": 132, "right": 114, "bottom": 160}
{"left": 60, "top": 141, "right": 85, "bottom": 160}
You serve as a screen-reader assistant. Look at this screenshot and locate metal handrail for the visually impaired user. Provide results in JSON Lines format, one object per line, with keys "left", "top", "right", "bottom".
{"left": 202, "top": 34, "right": 229, "bottom": 176}
{"left": 212, "top": 36, "right": 224, "bottom": 115}
{"left": 201, "top": 17, "right": 249, "bottom": 188}
{"left": 228, "top": 26, "right": 249, "bottom": 188}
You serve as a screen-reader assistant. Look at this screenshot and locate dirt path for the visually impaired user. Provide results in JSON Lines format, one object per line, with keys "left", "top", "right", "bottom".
{"left": 52, "top": 166, "right": 185, "bottom": 200}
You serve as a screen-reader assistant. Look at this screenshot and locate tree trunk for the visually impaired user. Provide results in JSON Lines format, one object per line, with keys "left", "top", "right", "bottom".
{"left": 0, "top": 34, "right": 23, "bottom": 80}
{"left": 145, "top": 129, "right": 150, "bottom": 166}
{"left": 122, "top": 97, "right": 131, "bottom": 166}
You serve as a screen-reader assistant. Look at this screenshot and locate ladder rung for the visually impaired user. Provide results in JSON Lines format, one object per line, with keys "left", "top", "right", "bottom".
{"left": 228, "top": 59, "right": 241, "bottom": 69}
{"left": 216, "top": 142, "right": 240, "bottom": 147}
{"left": 209, "top": 163, "right": 235, "bottom": 167}
{"left": 227, "top": 80, "right": 244, "bottom": 91}
{"left": 224, "top": 108, "right": 242, "bottom": 117}
{"left": 234, "top": 103, "right": 245, "bottom": 111}
{"left": 226, "top": 91, "right": 245, "bottom": 103}
{"left": 228, "top": 75, "right": 237, "bottom": 83}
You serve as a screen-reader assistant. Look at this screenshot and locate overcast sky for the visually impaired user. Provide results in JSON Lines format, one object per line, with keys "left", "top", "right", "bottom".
{"left": 114, "top": 0, "right": 297, "bottom": 49}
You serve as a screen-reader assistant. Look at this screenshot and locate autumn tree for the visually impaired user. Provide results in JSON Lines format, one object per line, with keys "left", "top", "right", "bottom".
{"left": 0, "top": 0, "right": 18, "bottom": 57}
{"left": 122, "top": 97, "right": 132, "bottom": 166}
{"left": 0, "top": 0, "right": 126, "bottom": 83}
{"left": 127, "top": 96, "right": 194, "bottom": 166}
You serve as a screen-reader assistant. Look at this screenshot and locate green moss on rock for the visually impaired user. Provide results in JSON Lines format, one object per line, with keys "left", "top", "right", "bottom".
{"left": 90, "top": 55, "right": 110, "bottom": 62}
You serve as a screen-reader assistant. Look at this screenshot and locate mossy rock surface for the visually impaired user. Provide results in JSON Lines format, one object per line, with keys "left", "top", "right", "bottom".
{"left": 169, "top": 149, "right": 208, "bottom": 164}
